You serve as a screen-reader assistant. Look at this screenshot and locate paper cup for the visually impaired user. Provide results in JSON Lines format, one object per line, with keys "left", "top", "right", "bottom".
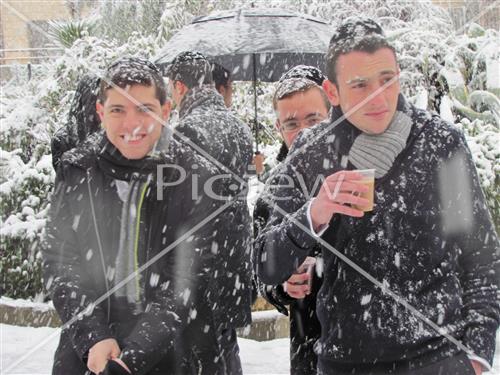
{"left": 353, "top": 169, "right": 375, "bottom": 212}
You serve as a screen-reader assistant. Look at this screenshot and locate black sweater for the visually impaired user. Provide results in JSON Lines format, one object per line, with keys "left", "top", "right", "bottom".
{"left": 255, "top": 100, "right": 500, "bottom": 367}
{"left": 43, "top": 133, "right": 231, "bottom": 374}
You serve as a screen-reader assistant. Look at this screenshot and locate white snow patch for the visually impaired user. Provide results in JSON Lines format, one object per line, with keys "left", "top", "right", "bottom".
{"left": 0, "top": 324, "right": 292, "bottom": 374}
{"left": 360, "top": 294, "right": 372, "bottom": 306}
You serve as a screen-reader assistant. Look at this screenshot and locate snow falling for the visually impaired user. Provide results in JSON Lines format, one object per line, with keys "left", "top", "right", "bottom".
{"left": 1, "top": 0, "right": 499, "bottom": 374}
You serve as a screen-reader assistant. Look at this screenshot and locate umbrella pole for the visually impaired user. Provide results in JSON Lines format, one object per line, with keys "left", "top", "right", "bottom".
{"left": 252, "top": 53, "right": 259, "bottom": 153}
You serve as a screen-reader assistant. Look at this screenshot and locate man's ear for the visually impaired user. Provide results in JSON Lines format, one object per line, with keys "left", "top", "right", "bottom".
{"left": 161, "top": 100, "right": 172, "bottom": 123}
{"left": 275, "top": 119, "right": 284, "bottom": 140}
{"left": 175, "top": 81, "right": 188, "bottom": 96}
{"left": 322, "top": 79, "right": 340, "bottom": 106}
{"left": 96, "top": 101, "right": 105, "bottom": 126}
{"left": 218, "top": 85, "right": 227, "bottom": 97}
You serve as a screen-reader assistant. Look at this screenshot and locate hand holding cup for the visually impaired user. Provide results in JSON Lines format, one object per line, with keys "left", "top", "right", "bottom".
{"left": 310, "top": 170, "right": 373, "bottom": 231}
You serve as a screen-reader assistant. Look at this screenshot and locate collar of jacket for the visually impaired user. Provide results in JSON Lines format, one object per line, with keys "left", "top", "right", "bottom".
{"left": 60, "top": 130, "right": 104, "bottom": 170}
{"left": 276, "top": 141, "right": 289, "bottom": 163}
{"left": 97, "top": 136, "right": 164, "bottom": 182}
{"left": 178, "top": 85, "right": 225, "bottom": 119}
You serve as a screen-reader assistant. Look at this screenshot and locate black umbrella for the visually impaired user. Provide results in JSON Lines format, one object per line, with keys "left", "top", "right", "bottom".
{"left": 154, "top": 7, "right": 333, "bottom": 150}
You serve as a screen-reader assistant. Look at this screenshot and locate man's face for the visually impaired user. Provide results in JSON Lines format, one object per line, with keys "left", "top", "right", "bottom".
{"left": 324, "top": 48, "right": 400, "bottom": 135}
{"left": 169, "top": 81, "right": 181, "bottom": 107}
{"left": 96, "top": 84, "right": 170, "bottom": 160}
{"left": 275, "top": 87, "right": 329, "bottom": 148}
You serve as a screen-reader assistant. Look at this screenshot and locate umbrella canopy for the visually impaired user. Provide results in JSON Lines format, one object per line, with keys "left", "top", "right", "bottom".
{"left": 154, "top": 8, "right": 333, "bottom": 82}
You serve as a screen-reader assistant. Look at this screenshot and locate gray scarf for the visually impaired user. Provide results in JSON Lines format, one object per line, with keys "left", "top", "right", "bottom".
{"left": 348, "top": 110, "right": 412, "bottom": 178}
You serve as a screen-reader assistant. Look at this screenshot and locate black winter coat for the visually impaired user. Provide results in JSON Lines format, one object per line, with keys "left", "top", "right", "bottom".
{"left": 51, "top": 75, "right": 101, "bottom": 171}
{"left": 253, "top": 147, "right": 322, "bottom": 375}
{"left": 43, "top": 132, "right": 230, "bottom": 374}
{"left": 174, "top": 87, "right": 254, "bottom": 331}
{"left": 255, "top": 98, "right": 500, "bottom": 368}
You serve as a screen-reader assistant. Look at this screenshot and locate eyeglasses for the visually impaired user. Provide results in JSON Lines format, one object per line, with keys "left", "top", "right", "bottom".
{"left": 279, "top": 114, "right": 326, "bottom": 133}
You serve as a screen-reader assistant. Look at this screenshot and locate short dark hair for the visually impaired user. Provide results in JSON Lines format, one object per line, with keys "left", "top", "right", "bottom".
{"left": 212, "top": 63, "right": 231, "bottom": 91}
{"left": 326, "top": 18, "right": 397, "bottom": 85}
{"left": 166, "top": 51, "right": 213, "bottom": 89}
{"left": 273, "top": 77, "right": 331, "bottom": 112}
{"left": 278, "top": 65, "right": 326, "bottom": 86}
{"left": 98, "top": 57, "right": 167, "bottom": 105}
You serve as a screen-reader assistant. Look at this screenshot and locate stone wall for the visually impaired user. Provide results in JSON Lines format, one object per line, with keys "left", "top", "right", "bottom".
{"left": 0, "top": 296, "right": 290, "bottom": 341}
{"left": 0, "top": 0, "right": 92, "bottom": 64}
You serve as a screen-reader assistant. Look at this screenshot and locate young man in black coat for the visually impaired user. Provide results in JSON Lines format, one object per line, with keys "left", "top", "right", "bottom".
{"left": 165, "top": 51, "right": 254, "bottom": 374}
{"left": 253, "top": 66, "right": 330, "bottom": 375}
{"left": 255, "top": 18, "right": 499, "bottom": 375}
{"left": 51, "top": 74, "right": 101, "bottom": 171}
{"left": 43, "top": 57, "right": 234, "bottom": 375}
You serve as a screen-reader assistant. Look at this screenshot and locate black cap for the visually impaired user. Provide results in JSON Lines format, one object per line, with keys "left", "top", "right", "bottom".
{"left": 279, "top": 65, "right": 326, "bottom": 86}
{"left": 166, "top": 51, "right": 213, "bottom": 88}
{"left": 329, "top": 17, "right": 384, "bottom": 50}
{"left": 211, "top": 62, "right": 231, "bottom": 89}
{"left": 326, "top": 18, "right": 390, "bottom": 83}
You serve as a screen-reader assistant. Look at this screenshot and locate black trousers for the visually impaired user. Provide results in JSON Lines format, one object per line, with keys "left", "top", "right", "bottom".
{"left": 174, "top": 328, "right": 242, "bottom": 375}
{"left": 52, "top": 328, "right": 242, "bottom": 375}
{"left": 318, "top": 351, "right": 476, "bottom": 375}
{"left": 289, "top": 272, "right": 322, "bottom": 375}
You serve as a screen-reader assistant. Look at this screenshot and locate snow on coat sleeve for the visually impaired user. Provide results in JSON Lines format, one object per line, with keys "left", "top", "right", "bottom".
{"left": 255, "top": 136, "right": 320, "bottom": 286}
{"left": 439, "top": 128, "right": 500, "bottom": 366}
{"left": 253, "top": 182, "right": 298, "bottom": 315}
{"left": 119, "top": 161, "right": 223, "bottom": 374}
{"left": 42, "top": 175, "right": 113, "bottom": 360}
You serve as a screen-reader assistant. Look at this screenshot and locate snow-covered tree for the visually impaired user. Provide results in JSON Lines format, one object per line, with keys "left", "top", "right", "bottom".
{"left": 1, "top": 0, "right": 498, "bottom": 300}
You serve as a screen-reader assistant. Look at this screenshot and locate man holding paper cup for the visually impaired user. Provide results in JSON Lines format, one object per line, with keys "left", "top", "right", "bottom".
{"left": 255, "top": 18, "right": 499, "bottom": 375}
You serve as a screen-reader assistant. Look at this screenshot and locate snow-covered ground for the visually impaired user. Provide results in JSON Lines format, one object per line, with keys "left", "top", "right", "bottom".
{"left": 0, "top": 324, "right": 290, "bottom": 374}
{"left": 1, "top": 323, "right": 499, "bottom": 374}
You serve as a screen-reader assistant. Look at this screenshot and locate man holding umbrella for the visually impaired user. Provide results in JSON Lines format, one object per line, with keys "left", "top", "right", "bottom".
{"left": 166, "top": 51, "right": 254, "bottom": 374}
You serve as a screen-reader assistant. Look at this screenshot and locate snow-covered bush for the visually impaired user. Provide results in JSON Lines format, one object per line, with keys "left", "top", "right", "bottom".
{"left": 0, "top": 151, "right": 52, "bottom": 299}
{"left": 1, "top": 0, "right": 498, "bottom": 300}
{"left": 0, "top": 33, "right": 160, "bottom": 300}
{"left": 458, "top": 118, "right": 500, "bottom": 225}
{"left": 0, "top": 70, "right": 55, "bottom": 299}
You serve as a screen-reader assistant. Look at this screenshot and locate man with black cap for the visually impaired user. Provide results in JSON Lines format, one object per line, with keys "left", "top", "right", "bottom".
{"left": 256, "top": 18, "right": 499, "bottom": 375}
{"left": 253, "top": 65, "right": 330, "bottom": 375}
{"left": 165, "top": 51, "right": 254, "bottom": 374}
